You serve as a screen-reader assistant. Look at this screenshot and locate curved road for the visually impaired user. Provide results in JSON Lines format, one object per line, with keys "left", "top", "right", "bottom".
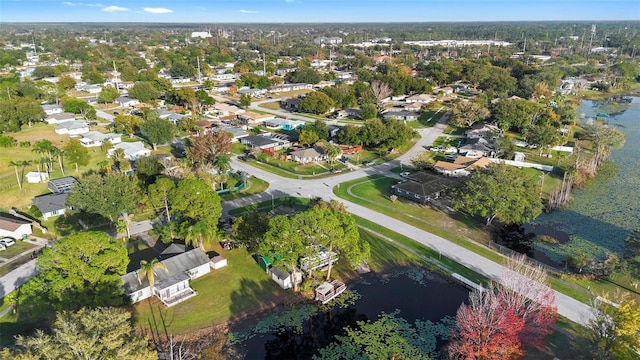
{"left": 222, "top": 117, "right": 595, "bottom": 326}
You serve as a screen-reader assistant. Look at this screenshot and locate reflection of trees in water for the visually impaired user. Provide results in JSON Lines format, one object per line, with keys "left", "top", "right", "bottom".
{"left": 264, "top": 307, "right": 363, "bottom": 360}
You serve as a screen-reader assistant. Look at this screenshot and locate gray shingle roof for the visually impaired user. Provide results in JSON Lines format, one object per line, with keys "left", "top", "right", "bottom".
{"left": 32, "top": 193, "right": 68, "bottom": 214}
{"left": 121, "top": 249, "right": 209, "bottom": 294}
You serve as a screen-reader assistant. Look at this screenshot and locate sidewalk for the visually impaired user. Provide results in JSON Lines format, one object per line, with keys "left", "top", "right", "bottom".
{"left": 0, "top": 237, "right": 49, "bottom": 302}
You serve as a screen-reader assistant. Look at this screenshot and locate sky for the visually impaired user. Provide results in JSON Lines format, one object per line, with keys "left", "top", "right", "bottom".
{"left": 1, "top": 0, "right": 638, "bottom": 23}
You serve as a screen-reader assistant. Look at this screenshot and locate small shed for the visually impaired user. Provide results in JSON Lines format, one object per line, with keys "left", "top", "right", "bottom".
{"left": 26, "top": 171, "right": 49, "bottom": 183}
{"left": 514, "top": 152, "right": 526, "bottom": 162}
{"left": 268, "top": 266, "right": 302, "bottom": 290}
{"left": 210, "top": 255, "right": 228, "bottom": 270}
{"left": 258, "top": 256, "right": 272, "bottom": 272}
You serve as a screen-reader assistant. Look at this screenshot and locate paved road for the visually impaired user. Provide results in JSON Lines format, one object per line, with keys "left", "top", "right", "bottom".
{"left": 222, "top": 117, "right": 596, "bottom": 326}
{"left": 0, "top": 237, "right": 48, "bottom": 300}
{"left": 96, "top": 110, "right": 115, "bottom": 122}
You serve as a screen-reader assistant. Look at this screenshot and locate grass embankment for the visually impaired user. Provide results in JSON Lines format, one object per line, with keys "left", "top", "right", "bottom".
{"left": 219, "top": 177, "right": 269, "bottom": 202}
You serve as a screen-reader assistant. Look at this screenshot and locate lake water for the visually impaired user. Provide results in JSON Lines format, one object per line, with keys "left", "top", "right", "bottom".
{"left": 231, "top": 267, "right": 469, "bottom": 359}
{"left": 531, "top": 96, "right": 640, "bottom": 265}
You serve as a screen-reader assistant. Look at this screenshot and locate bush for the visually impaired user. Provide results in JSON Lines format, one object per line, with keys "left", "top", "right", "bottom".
{"left": 0, "top": 135, "right": 17, "bottom": 148}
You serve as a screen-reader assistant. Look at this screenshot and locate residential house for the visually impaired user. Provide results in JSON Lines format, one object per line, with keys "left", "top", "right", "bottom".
{"left": 263, "top": 118, "right": 305, "bottom": 131}
{"left": 383, "top": 110, "right": 420, "bottom": 121}
{"left": 33, "top": 193, "right": 69, "bottom": 220}
{"left": 119, "top": 81, "right": 135, "bottom": 90}
{"left": 157, "top": 109, "right": 186, "bottom": 125}
{"left": 290, "top": 146, "right": 326, "bottom": 164}
{"left": 120, "top": 249, "right": 211, "bottom": 307}
{"left": 48, "top": 176, "right": 79, "bottom": 194}
{"left": 215, "top": 126, "right": 249, "bottom": 142}
{"left": 115, "top": 96, "right": 140, "bottom": 107}
{"left": 392, "top": 172, "right": 454, "bottom": 204}
{"left": 465, "top": 123, "right": 502, "bottom": 139}
{"left": 406, "top": 94, "right": 437, "bottom": 104}
{"left": 433, "top": 161, "right": 469, "bottom": 177}
{"left": 55, "top": 120, "right": 90, "bottom": 135}
{"left": 281, "top": 98, "right": 301, "bottom": 111}
{"left": 454, "top": 156, "right": 491, "bottom": 170}
{"left": 237, "top": 87, "right": 267, "bottom": 98}
{"left": 79, "top": 131, "right": 122, "bottom": 147}
{"left": 107, "top": 141, "right": 151, "bottom": 161}
{"left": 211, "top": 73, "right": 238, "bottom": 81}
{"left": 238, "top": 111, "right": 275, "bottom": 127}
{"left": 403, "top": 102, "right": 423, "bottom": 112}
{"left": 42, "top": 104, "right": 63, "bottom": 116}
{"left": 458, "top": 137, "right": 494, "bottom": 158}
{"left": 433, "top": 86, "right": 454, "bottom": 95}
{"left": 75, "top": 83, "right": 102, "bottom": 94}
{"left": 240, "top": 134, "right": 291, "bottom": 153}
{"left": 26, "top": 171, "right": 49, "bottom": 183}
{"left": 335, "top": 107, "right": 360, "bottom": 119}
{"left": 45, "top": 112, "right": 75, "bottom": 124}
{"left": 213, "top": 103, "right": 244, "bottom": 116}
{"left": 274, "top": 68, "right": 296, "bottom": 76}
{"left": 82, "top": 96, "right": 98, "bottom": 105}
{"left": 0, "top": 215, "right": 32, "bottom": 240}
{"left": 268, "top": 83, "right": 313, "bottom": 93}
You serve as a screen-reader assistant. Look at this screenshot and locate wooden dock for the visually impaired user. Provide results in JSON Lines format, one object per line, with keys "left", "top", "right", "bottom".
{"left": 315, "top": 280, "right": 346, "bottom": 304}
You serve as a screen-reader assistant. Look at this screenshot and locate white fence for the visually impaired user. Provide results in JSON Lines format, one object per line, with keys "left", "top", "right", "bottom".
{"left": 488, "top": 158, "right": 554, "bottom": 172}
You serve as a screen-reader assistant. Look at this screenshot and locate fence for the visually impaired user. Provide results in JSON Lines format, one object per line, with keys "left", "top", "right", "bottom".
{"left": 487, "top": 158, "right": 554, "bottom": 171}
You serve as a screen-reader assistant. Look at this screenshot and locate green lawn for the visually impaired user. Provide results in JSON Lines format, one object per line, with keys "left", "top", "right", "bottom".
{"left": 133, "top": 243, "right": 299, "bottom": 335}
{"left": 228, "top": 197, "right": 311, "bottom": 217}
{"left": 219, "top": 176, "right": 269, "bottom": 201}
{"left": 0, "top": 241, "right": 37, "bottom": 260}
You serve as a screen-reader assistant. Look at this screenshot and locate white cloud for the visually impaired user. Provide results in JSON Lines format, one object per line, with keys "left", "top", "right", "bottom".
{"left": 102, "top": 5, "right": 128, "bottom": 11}
{"left": 62, "top": 1, "right": 78, "bottom": 5}
{"left": 86, "top": 3, "right": 104, "bottom": 7}
{"left": 144, "top": 7, "right": 173, "bottom": 14}
{"left": 239, "top": 9, "right": 258, "bottom": 13}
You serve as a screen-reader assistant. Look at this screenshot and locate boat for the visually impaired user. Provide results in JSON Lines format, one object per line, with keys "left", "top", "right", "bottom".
{"left": 314, "top": 280, "right": 346, "bottom": 304}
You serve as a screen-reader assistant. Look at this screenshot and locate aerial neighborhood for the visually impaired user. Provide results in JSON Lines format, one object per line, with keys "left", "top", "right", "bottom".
{"left": 0, "top": 11, "right": 638, "bottom": 360}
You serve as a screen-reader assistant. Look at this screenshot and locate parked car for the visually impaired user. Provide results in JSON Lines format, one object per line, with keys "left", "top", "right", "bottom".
{"left": 430, "top": 146, "right": 443, "bottom": 152}
{"left": 0, "top": 243, "right": 5, "bottom": 251}
{"left": 443, "top": 147, "right": 458, "bottom": 154}
{"left": 0, "top": 237, "right": 15, "bottom": 247}
{"left": 444, "top": 154, "right": 459, "bottom": 161}
{"left": 400, "top": 171, "right": 411, "bottom": 178}
{"left": 363, "top": 160, "right": 375, "bottom": 166}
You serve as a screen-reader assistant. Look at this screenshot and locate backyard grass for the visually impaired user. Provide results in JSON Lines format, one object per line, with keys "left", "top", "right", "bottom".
{"left": 258, "top": 102, "right": 283, "bottom": 111}
{"left": 228, "top": 197, "right": 311, "bottom": 217}
{"left": 219, "top": 177, "right": 269, "bottom": 201}
{"left": 133, "top": 242, "right": 299, "bottom": 335}
{"left": 0, "top": 241, "right": 37, "bottom": 260}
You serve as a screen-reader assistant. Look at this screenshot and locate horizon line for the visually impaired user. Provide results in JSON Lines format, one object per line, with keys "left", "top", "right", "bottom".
{"left": 3, "top": 20, "right": 639, "bottom": 24}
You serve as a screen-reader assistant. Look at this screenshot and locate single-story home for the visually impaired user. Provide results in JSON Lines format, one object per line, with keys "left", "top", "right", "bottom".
{"left": 290, "top": 147, "right": 327, "bottom": 164}
{"left": 26, "top": 171, "right": 49, "bottom": 183}
{"left": 120, "top": 249, "right": 211, "bottom": 307}
{"left": 263, "top": 118, "right": 305, "bottom": 131}
{"left": 157, "top": 109, "right": 187, "bottom": 125}
{"left": 392, "top": 172, "right": 454, "bottom": 204}
{"left": 383, "top": 110, "right": 420, "bottom": 121}
{"left": 79, "top": 131, "right": 122, "bottom": 147}
{"left": 335, "top": 107, "right": 361, "bottom": 119}
{"left": 215, "top": 126, "right": 249, "bottom": 142}
{"left": 406, "top": 94, "right": 436, "bottom": 104}
{"left": 434, "top": 161, "right": 469, "bottom": 177}
{"left": 0, "top": 215, "right": 32, "bottom": 240}
{"left": 237, "top": 87, "right": 267, "bottom": 98}
{"left": 42, "top": 104, "right": 63, "bottom": 116}
{"left": 115, "top": 96, "right": 140, "bottom": 107}
{"left": 458, "top": 137, "right": 495, "bottom": 158}
{"left": 33, "top": 193, "right": 69, "bottom": 220}
{"left": 268, "top": 83, "right": 312, "bottom": 92}
{"left": 48, "top": 176, "right": 79, "bottom": 194}
{"left": 238, "top": 112, "right": 275, "bottom": 127}
{"left": 433, "top": 86, "right": 454, "bottom": 95}
{"left": 403, "top": 102, "right": 424, "bottom": 112}
{"left": 213, "top": 103, "right": 244, "bottom": 116}
{"left": 107, "top": 141, "right": 151, "bottom": 161}
{"left": 45, "top": 112, "right": 75, "bottom": 124}
{"left": 55, "top": 120, "right": 90, "bottom": 135}
{"left": 281, "top": 98, "right": 301, "bottom": 111}
{"left": 240, "top": 135, "right": 291, "bottom": 152}
{"left": 465, "top": 123, "right": 502, "bottom": 139}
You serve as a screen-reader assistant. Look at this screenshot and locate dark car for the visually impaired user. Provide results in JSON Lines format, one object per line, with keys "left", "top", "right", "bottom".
{"left": 363, "top": 161, "right": 375, "bottom": 166}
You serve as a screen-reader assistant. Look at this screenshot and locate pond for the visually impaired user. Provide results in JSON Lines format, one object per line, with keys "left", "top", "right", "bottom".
{"left": 530, "top": 95, "right": 640, "bottom": 265}
{"left": 230, "top": 267, "right": 469, "bottom": 359}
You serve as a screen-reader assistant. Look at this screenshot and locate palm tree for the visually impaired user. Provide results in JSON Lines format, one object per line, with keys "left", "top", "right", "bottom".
{"left": 213, "top": 154, "right": 231, "bottom": 174}
{"left": 180, "top": 220, "right": 217, "bottom": 251}
{"left": 115, "top": 219, "right": 129, "bottom": 240}
{"left": 32, "top": 140, "right": 55, "bottom": 172}
{"left": 53, "top": 147, "right": 65, "bottom": 175}
{"left": 9, "top": 160, "right": 30, "bottom": 190}
{"left": 111, "top": 148, "right": 126, "bottom": 167}
{"left": 138, "top": 259, "right": 168, "bottom": 294}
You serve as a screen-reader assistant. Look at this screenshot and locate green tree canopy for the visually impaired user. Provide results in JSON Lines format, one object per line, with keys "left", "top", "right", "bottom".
{"left": 358, "top": 103, "right": 378, "bottom": 120}
{"left": 259, "top": 215, "right": 305, "bottom": 292}
{"left": 67, "top": 172, "right": 141, "bottom": 222}
{"left": 18, "top": 232, "right": 129, "bottom": 315}
{"left": 12, "top": 307, "right": 157, "bottom": 360}
{"left": 113, "top": 114, "right": 143, "bottom": 138}
{"left": 64, "top": 138, "right": 90, "bottom": 171}
{"left": 97, "top": 86, "right": 120, "bottom": 104}
{"left": 286, "top": 67, "right": 321, "bottom": 84}
{"left": 62, "top": 97, "right": 96, "bottom": 120}
{"left": 128, "top": 81, "right": 161, "bottom": 103}
{"left": 299, "top": 91, "right": 335, "bottom": 114}
{"left": 0, "top": 96, "right": 45, "bottom": 132}
{"left": 170, "top": 177, "right": 222, "bottom": 226}
{"left": 239, "top": 93, "right": 252, "bottom": 109}
{"left": 450, "top": 164, "right": 543, "bottom": 226}
{"left": 139, "top": 117, "right": 176, "bottom": 150}
{"left": 449, "top": 100, "right": 491, "bottom": 128}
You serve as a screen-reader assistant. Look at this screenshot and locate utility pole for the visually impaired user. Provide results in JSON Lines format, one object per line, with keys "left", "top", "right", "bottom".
{"left": 197, "top": 56, "right": 202, "bottom": 84}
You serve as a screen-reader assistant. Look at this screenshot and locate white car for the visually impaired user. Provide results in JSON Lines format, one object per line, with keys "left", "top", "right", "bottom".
{"left": 400, "top": 171, "right": 411, "bottom": 178}
{"left": 444, "top": 154, "right": 459, "bottom": 161}
{"left": 0, "top": 238, "right": 15, "bottom": 247}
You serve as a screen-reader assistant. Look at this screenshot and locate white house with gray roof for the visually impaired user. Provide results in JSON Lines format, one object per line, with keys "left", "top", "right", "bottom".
{"left": 120, "top": 249, "right": 210, "bottom": 307}
{"left": 55, "top": 120, "right": 90, "bottom": 135}
{"left": 107, "top": 141, "right": 151, "bottom": 161}
{"left": 79, "top": 131, "right": 122, "bottom": 147}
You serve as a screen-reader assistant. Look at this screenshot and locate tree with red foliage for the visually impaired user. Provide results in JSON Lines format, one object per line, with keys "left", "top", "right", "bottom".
{"left": 449, "top": 288, "right": 525, "bottom": 360}
{"left": 187, "top": 131, "right": 233, "bottom": 169}
{"left": 500, "top": 254, "right": 557, "bottom": 349}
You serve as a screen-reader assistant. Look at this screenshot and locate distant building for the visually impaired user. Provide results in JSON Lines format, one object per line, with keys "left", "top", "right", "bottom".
{"left": 191, "top": 31, "right": 212, "bottom": 39}
{"left": 314, "top": 37, "right": 343, "bottom": 45}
